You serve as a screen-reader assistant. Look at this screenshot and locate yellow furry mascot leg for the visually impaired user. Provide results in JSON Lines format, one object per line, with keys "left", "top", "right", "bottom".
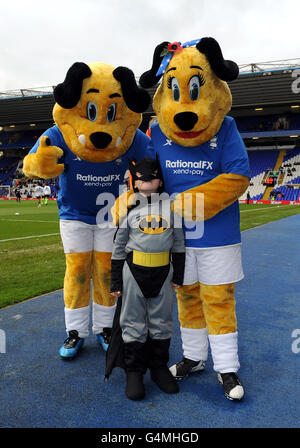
{"left": 200, "top": 283, "right": 237, "bottom": 335}
{"left": 174, "top": 282, "right": 240, "bottom": 373}
{"left": 174, "top": 283, "right": 208, "bottom": 370}
{"left": 58, "top": 221, "right": 118, "bottom": 358}
{"left": 91, "top": 251, "right": 116, "bottom": 349}
{"left": 200, "top": 283, "right": 240, "bottom": 374}
{"left": 63, "top": 252, "right": 93, "bottom": 339}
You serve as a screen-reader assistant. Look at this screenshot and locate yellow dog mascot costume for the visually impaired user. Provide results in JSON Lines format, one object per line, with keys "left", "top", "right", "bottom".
{"left": 23, "top": 62, "right": 150, "bottom": 358}
{"left": 138, "top": 38, "right": 250, "bottom": 400}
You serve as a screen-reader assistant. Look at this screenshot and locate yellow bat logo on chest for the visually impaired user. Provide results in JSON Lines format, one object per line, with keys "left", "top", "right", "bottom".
{"left": 138, "top": 214, "right": 169, "bottom": 234}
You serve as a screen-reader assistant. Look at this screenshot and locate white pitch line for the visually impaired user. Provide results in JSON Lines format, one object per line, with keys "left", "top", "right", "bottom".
{"left": 240, "top": 204, "right": 299, "bottom": 213}
{"left": 0, "top": 218, "right": 58, "bottom": 223}
{"left": 0, "top": 233, "right": 60, "bottom": 242}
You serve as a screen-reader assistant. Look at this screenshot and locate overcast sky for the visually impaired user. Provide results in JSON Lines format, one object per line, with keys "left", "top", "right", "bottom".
{"left": 0, "top": 0, "right": 299, "bottom": 91}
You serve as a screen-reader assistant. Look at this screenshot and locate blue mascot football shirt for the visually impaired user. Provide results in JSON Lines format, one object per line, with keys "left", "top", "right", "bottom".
{"left": 146, "top": 117, "right": 250, "bottom": 248}
{"left": 28, "top": 126, "right": 149, "bottom": 225}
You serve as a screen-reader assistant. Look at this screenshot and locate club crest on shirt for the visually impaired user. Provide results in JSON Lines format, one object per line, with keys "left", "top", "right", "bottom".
{"left": 138, "top": 215, "right": 169, "bottom": 234}
{"left": 209, "top": 136, "right": 218, "bottom": 149}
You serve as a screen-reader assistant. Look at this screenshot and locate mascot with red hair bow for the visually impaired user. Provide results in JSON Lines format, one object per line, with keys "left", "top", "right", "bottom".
{"left": 139, "top": 37, "right": 250, "bottom": 400}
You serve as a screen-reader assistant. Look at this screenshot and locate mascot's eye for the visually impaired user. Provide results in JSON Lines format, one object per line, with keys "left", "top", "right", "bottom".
{"left": 168, "top": 76, "right": 180, "bottom": 102}
{"left": 107, "top": 103, "right": 117, "bottom": 122}
{"left": 87, "top": 102, "right": 98, "bottom": 121}
{"left": 189, "top": 76, "right": 201, "bottom": 101}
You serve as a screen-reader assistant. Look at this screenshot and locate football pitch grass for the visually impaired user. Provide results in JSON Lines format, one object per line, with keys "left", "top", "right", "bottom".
{"left": 1, "top": 198, "right": 300, "bottom": 309}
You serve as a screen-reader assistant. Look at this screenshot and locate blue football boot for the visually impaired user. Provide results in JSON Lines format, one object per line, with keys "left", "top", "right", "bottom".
{"left": 96, "top": 327, "right": 112, "bottom": 352}
{"left": 59, "top": 330, "right": 84, "bottom": 359}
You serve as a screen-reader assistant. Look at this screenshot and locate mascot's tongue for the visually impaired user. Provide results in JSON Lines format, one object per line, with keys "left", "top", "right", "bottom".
{"left": 175, "top": 131, "right": 203, "bottom": 138}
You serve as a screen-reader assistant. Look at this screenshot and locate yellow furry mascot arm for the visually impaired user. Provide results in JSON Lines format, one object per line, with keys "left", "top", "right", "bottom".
{"left": 111, "top": 189, "right": 135, "bottom": 227}
{"left": 23, "top": 135, "right": 64, "bottom": 179}
{"left": 174, "top": 173, "right": 249, "bottom": 221}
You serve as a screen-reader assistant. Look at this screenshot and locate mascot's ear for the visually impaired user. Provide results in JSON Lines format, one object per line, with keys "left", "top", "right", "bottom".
{"left": 196, "top": 38, "right": 239, "bottom": 81}
{"left": 113, "top": 67, "right": 150, "bottom": 113}
{"left": 54, "top": 62, "right": 92, "bottom": 109}
{"left": 139, "top": 41, "right": 170, "bottom": 88}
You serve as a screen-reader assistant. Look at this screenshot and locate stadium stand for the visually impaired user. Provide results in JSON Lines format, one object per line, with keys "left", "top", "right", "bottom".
{"left": 0, "top": 157, "right": 20, "bottom": 186}
{"left": 0, "top": 58, "right": 300, "bottom": 202}
{"left": 270, "top": 148, "right": 300, "bottom": 201}
{"left": 242, "top": 150, "right": 279, "bottom": 200}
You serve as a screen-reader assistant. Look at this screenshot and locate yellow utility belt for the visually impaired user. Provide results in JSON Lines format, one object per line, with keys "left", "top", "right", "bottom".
{"left": 132, "top": 250, "right": 170, "bottom": 267}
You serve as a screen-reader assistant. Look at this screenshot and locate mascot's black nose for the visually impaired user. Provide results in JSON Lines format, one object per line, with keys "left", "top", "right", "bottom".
{"left": 174, "top": 112, "right": 198, "bottom": 131}
{"left": 90, "top": 132, "right": 112, "bottom": 149}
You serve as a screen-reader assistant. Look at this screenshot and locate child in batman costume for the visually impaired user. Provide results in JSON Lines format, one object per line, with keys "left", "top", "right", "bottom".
{"left": 107, "top": 157, "right": 185, "bottom": 400}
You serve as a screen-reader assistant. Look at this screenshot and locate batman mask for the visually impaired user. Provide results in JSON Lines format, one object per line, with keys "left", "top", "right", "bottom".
{"left": 128, "top": 155, "right": 164, "bottom": 193}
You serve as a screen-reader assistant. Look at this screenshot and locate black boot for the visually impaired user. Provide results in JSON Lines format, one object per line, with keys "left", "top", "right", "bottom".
{"left": 148, "top": 338, "right": 179, "bottom": 394}
{"left": 124, "top": 341, "right": 147, "bottom": 401}
{"left": 126, "top": 371, "right": 145, "bottom": 401}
